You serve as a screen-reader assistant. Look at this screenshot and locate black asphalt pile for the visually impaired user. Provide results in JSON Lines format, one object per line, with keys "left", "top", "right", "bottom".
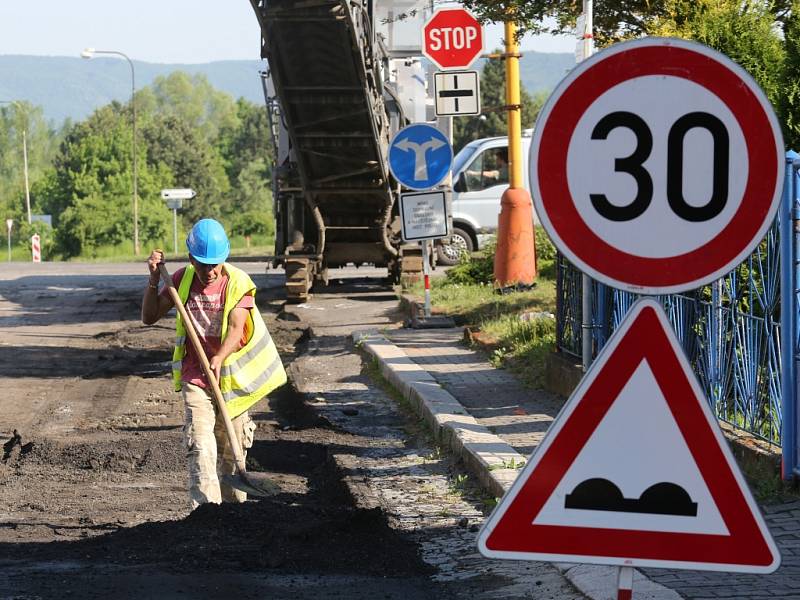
{"left": 13, "top": 433, "right": 184, "bottom": 474}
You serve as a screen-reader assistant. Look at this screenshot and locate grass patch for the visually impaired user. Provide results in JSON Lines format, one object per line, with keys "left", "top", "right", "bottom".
{"left": 19, "top": 234, "right": 274, "bottom": 263}
{"left": 407, "top": 227, "right": 558, "bottom": 387}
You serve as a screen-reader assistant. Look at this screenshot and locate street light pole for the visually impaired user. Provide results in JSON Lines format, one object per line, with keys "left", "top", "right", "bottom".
{"left": 0, "top": 100, "right": 32, "bottom": 224}
{"left": 81, "top": 48, "right": 139, "bottom": 255}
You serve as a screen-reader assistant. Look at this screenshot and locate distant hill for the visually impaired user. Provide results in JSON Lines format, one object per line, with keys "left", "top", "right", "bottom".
{"left": 0, "top": 53, "right": 574, "bottom": 126}
{"left": 0, "top": 55, "right": 268, "bottom": 125}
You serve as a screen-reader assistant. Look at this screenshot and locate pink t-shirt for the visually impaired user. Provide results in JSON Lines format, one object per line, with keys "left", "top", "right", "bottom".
{"left": 163, "top": 267, "right": 255, "bottom": 388}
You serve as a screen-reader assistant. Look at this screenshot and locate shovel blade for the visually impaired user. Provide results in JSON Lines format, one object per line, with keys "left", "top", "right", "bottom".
{"left": 221, "top": 472, "right": 281, "bottom": 498}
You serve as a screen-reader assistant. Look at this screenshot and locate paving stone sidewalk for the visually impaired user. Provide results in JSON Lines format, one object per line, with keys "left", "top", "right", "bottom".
{"left": 384, "top": 327, "right": 800, "bottom": 600}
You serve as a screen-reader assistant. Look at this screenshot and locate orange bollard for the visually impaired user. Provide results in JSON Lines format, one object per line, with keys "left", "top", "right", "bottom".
{"left": 493, "top": 187, "right": 537, "bottom": 288}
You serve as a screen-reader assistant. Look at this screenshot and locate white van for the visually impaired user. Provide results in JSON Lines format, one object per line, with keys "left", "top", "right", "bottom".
{"left": 437, "top": 131, "right": 535, "bottom": 265}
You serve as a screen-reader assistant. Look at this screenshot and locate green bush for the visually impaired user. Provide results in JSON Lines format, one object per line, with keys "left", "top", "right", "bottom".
{"left": 535, "top": 226, "right": 556, "bottom": 262}
{"left": 445, "top": 239, "right": 496, "bottom": 285}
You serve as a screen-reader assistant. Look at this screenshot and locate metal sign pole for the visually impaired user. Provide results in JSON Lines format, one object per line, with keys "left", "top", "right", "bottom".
{"left": 422, "top": 240, "right": 432, "bottom": 318}
{"left": 6, "top": 219, "right": 12, "bottom": 262}
{"left": 173, "top": 208, "right": 178, "bottom": 256}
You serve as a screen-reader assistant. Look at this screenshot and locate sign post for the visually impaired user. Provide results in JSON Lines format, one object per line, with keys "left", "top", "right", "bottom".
{"left": 399, "top": 190, "right": 450, "bottom": 318}
{"left": 161, "top": 189, "right": 195, "bottom": 256}
{"left": 389, "top": 124, "right": 453, "bottom": 319}
{"left": 5, "top": 219, "right": 12, "bottom": 262}
{"left": 479, "top": 38, "right": 785, "bottom": 591}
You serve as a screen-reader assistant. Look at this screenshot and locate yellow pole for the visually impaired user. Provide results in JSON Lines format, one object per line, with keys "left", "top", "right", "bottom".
{"left": 493, "top": 18, "right": 537, "bottom": 289}
{"left": 504, "top": 21, "right": 522, "bottom": 189}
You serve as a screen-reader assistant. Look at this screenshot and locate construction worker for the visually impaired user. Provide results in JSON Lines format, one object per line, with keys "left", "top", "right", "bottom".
{"left": 141, "top": 218, "right": 286, "bottom": 509}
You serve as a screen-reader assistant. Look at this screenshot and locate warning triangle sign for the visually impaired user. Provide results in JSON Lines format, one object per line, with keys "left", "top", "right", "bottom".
{"left": 478, "top": 298, "right": 780, "bottom": 573}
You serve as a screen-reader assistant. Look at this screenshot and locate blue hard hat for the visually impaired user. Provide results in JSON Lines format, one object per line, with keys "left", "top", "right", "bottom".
{"left": 186, "top": 218, "right": 230, "bottom": 264}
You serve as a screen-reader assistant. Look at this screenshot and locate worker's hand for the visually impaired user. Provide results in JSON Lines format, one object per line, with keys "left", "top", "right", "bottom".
{"left": 209, "top": 354, "right": 223, "bottom": 384}
{"left": 147, "top": 249, "right": 164, "bottom": 283}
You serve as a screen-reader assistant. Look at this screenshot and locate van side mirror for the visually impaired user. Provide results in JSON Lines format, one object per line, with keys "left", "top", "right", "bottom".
{"left": 454, "top": 172, "right": 466, "bottom": 193}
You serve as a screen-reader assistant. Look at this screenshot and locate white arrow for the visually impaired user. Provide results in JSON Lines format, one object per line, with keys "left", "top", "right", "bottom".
{"left": 396, "top": 137, "right": 446, "bottom": 181}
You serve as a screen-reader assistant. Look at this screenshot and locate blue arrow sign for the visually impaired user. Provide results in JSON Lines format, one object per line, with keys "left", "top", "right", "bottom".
{"left": 388, "top": 123, "right": 453, "bottom": 190}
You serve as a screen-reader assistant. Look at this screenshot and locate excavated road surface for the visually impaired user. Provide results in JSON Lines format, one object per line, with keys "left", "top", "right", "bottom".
{"left": 0, "top": 262, "right": 584, "bottom": 599}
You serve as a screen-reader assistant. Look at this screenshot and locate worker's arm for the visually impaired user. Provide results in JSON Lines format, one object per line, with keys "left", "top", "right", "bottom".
{"left": 209, "top": 306, "right": 249, "bottom": 382}
{"left": 141, "top": 250, "right": 174, "bottom": 325}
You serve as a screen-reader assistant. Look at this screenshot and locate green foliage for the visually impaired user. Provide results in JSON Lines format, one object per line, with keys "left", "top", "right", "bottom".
{"left": 7, "top": 70, "right": 277, "bottom": 259}
{"left": 445, "top": 227, "right": 555, "bottom": 286}
{"left": 535, "top": 226, "right": 556, "bottom": 262}
{"left": 0, "top": 102, "right": 61, "bottom": 224}
{"left": 44, "top": 104, "right": 172, "bottom": 257}
{"left": 461, "top": 0, "right": 670, "bottom": 46}
{"left": 446, "top": 240, "right": 496, "bottom": 285}
{"left": 453, "top": 54, "right": 546, "bottom": 151}
{"left": 141, "top": 113, "right": 230, "bottom": 224}
{"left": 783, "top": 1, "right": 800, "bottom": 150}
{"left": 647, "top": 1, "right": 786, "bottom": 110}
{"left": 136, "top": 72, "right": 240, "bottom": 144}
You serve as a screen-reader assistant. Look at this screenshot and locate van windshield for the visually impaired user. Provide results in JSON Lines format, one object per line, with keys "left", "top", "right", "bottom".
{"left": 452, "top": 141, "right": 482, "bottom": 176}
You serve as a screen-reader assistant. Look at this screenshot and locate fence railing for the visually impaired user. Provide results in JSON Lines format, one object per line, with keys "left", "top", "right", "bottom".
{"left": 556, "top": 154, "right": 800, "bottom": 469}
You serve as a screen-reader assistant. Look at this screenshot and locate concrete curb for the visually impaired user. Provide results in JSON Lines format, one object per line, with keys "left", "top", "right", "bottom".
{"left": 353, "top": 328, "right": 683, "bottom": 600}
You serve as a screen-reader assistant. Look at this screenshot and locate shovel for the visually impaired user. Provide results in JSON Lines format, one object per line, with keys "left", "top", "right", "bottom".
{"left": 158, "top": 262, "right": 280, "bottom": 498}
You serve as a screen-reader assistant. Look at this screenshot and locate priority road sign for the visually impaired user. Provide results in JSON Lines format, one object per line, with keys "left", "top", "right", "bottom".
{"left": 531, "top": 38, "right": 784, "bottom": 295}
{"left": 478, "top": 298, "right": 780, "bottom": 573}
{"left": 423, "top": 8, "right": 484, "bottom": 70}
{"left": 399, "top": 190, "right": 449, "bottom": 241}
{"left": 388, "top": 123, "right": 453, "bottom": 191}
{"left": 434, "top": 71, "right": 480, "bottom": 117}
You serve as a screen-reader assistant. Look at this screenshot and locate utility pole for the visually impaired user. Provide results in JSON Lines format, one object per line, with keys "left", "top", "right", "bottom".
{"left": 493, "top": 19, "right": 536, "bottom": 289}
{"left": 22, "top": 129, "right": 31, "bottom": 224}
{"left": 0, "top": 100, "right": 32, "bottom": 224}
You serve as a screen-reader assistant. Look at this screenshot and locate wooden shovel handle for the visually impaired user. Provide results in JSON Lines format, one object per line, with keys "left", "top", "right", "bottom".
{"left": 157, "top": 263, "right": 248, "bottom": 472}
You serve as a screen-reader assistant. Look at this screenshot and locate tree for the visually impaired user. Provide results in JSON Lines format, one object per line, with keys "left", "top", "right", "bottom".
{"left": 462, "top": 0, "right": 670, "bottom": 46}
{"left": 0, "top": 102, "right": 60, "bottom": 225}
{"left": 783, "top": 1, "right": 800, "bottom": 150}
{"left": 646, "top": 1, "right": 785, "bottom": 110}
{"left": 453, "top": 54, "right": 546, "bottom": 151}
{"left": 218, "top": 98, "right": 273, "bottom": 186}
{"left": 135, "top": 72, "right": 240, "bottom": 144}
{"left": 43, "top": 104, "right": 171, "bottom": 257}
{"left": 228, "top": 158, "right": 274, "bottom": 240}
{"left": 141, "top": 114, "right": 231, "bottom": 225}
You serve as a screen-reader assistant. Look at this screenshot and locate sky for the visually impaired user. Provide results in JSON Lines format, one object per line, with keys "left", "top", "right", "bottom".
{"left": 0, "top": 1, "right": 575, "bottom": 64}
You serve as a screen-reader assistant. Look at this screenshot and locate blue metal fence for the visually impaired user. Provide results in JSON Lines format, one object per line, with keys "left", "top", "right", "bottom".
{"left": 556, "top": 153, "right": 800, "bottom": 474}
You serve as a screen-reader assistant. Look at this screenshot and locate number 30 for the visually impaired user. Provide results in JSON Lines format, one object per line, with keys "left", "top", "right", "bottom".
{"left": 590, "top": 111, "right": 729, "bottom": 223}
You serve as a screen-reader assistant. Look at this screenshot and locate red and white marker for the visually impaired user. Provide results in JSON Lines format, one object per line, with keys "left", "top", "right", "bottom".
{"left": 31, "top": 233, "right": 41, "bottom": 263}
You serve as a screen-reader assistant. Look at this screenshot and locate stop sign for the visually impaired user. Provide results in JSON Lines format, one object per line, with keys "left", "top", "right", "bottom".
{"left": 423, "top": 8, "right": 484, "bottom": 70}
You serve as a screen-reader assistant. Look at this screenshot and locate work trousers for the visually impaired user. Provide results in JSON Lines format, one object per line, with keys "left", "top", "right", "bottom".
{"left": 182, "top": 382, "right": 256, "bottom": 510}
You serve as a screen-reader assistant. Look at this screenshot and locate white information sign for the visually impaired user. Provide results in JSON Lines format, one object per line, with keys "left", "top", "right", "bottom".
{"left": 161, "top": 188, "right": 196, "bottom": 200}
{"left": 434, "top": 71, "right": 480, "bottom": 116}
{"left": 400, "top": 190, "right": 449, "bottom": 241}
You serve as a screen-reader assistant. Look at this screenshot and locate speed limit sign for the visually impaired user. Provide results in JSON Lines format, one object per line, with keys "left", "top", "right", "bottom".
{"left": 532, "top": 37, "right": 784, "bottom": 294}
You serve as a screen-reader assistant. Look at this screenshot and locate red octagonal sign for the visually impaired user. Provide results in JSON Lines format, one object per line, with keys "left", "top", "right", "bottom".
{"left": 531, "top": 38, "right": 785, "bottom": 295}
{"left": 423, "top": 8, "right": 483, "bottom": 70}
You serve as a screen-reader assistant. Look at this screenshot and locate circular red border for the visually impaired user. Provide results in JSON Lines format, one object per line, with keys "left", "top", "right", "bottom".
{"left": 537, "top": 44, "right": 780, "bottom": 289}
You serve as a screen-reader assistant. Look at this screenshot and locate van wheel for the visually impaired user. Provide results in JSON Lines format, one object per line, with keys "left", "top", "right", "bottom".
{"left": 437, "top": 227, "right": 474, "bottom": 266}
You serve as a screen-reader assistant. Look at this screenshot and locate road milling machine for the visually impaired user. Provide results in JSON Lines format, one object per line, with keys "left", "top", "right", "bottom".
{"left": 248, "top": 0, "right": 444, "bottom": 301}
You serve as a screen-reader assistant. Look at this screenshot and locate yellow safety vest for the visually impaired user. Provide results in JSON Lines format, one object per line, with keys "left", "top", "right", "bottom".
{"left": 171, "top": 263, "right": 287, "bottom": 418}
